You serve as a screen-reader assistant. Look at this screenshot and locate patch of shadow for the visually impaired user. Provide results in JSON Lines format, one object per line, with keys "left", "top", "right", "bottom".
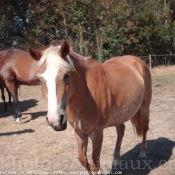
{"left": 22, "top": 111, "right": 47, "bottom": 123}
{"left": 0, "top": 99, "right": 39, "bottom": 118}
{"left": 109, "top": 137, "right": 175, "bottom": 175}
{"left": 20, "top": 99, "right": 39, "bottom": 112}
{"left": 0, "top": 129, "right": 35, "bottom": 136}
{"left": 31, "top": 111, "right": 47, "bottom": 120}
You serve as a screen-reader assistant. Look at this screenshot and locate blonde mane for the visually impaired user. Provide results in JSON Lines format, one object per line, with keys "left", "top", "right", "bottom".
{"left": 38, "top": 45, "right": 75, "bottom": 74}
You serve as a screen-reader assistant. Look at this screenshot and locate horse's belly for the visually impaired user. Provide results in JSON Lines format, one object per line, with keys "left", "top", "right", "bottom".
{"left": 104, "top": 94, "right": 143, "bottom": 128}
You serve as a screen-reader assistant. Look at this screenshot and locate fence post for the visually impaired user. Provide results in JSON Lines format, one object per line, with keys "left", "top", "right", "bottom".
{"left": 149, "top": 54, "right": 152, "bottom": 70}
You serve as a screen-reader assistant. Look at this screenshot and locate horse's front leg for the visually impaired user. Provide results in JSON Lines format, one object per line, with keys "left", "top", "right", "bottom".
{"left": 5, "top": 81, "right": 21, "bottom": 123}
{"left": 75, "top": 129, "right": 91, "bottom": 171}
{"left": 89, "top": 127, "right": 103, "bottom": 174}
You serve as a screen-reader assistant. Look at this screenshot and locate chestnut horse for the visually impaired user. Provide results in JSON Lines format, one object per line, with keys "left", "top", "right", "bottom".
{"left": 0, "top": 49, "right": 41, "bottom": 122}
{"left": 28, "top": 41, "right": 152, "bottom": 174}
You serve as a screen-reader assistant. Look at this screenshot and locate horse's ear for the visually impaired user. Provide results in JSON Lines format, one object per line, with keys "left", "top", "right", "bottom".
{"left": 59, "top": 41, "right": 70, "bottom": 58}
{"left": 28, "top": 46, "right": 42, "bottom": 60}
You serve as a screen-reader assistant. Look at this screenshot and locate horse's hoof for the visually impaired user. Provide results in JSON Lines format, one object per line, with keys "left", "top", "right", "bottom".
{"left": 12, "top": 115, "right": 17, "bottom": 120}
{"left": 139, "top": 151, "right": 147, "bottom": 158}
{"left": 97, "top": 168, "right": 104, "bottom": 175}
{"left": 15, "top": 118, "right": 21, "bottom": 123}
{"left": 112, "top": 158, "right": 121, "bottom": 169}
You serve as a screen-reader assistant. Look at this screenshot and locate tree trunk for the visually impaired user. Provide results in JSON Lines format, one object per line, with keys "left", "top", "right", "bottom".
{"left": 95, "top": 30, "right": 103, "bottom": 63}
{"left": 78, "top": 24, "right": 84, "bottom": 55}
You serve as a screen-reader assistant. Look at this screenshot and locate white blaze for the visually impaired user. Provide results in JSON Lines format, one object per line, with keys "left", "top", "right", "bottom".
{"left": 42, "top": 68, "right": 58, "bottom": 121}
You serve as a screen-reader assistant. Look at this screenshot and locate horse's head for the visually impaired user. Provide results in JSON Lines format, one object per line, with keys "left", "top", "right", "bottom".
{"left": 28, "top": 41, "right": 74, "bottom": 131}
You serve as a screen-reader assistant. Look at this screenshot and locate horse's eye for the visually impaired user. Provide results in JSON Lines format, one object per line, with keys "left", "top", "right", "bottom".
{"left": 63, "top": 74, "right": 69, "bottom": 80}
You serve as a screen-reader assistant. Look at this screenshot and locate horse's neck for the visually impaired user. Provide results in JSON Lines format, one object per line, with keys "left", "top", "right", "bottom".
{"left": 68, "top": 54, "right": 88, "bottom": 100}
{"left": 68, "top": 52, "right": 105, "bottom": 106}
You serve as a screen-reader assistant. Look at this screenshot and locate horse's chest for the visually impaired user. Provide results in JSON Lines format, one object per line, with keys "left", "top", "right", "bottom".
{"left": 68, "top": 116, "right": 93, "bottom": 134}
{"left": 76, "top": 119, "right": 93, "bottom": 133}
{"left": 67, "top": 102, "right": 101, "bottom": 133}
{"left": 67, "top": 110, "right": 98, "bottom": 134}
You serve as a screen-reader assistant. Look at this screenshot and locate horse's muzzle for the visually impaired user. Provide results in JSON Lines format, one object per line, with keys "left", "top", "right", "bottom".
{"left": 46, "top": 115, "right": 67, "bottom": 131}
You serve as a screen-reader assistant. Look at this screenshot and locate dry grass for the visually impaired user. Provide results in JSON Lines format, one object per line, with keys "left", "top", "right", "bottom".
{"left": 151, "top": 66, "right": 175, "bottom": 75}
{"left": 151, "top": 66, "right": 175, "bottom": 95}
{"left": 151, "top": 66, "right": 175, "bottom": 85}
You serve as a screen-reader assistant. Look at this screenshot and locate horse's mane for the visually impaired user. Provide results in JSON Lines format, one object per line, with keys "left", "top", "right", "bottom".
{"left": 38, "top": 45, "right": 75, "bottom": 74}
{"left": 69, "top": 47, "right": 96, "bottom": 63}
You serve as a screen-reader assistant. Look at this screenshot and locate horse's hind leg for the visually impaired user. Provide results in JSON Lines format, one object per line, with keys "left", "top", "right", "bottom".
{"left": 5, "top": 87, "right": 12, "bottom": 105}
{"left": 112, "top": 124, "right": 125, "bottom": 169}
{"left": 139, "top": 64, "right": 151, "bottom": 158}
{"left": 139, "top": 107, "right": 149, "bottom": 158}
{"left": 5, "top": 81, "right": 21, "bottom": 123}
{"left": 1, "top": 87, "right": 7, "bottom": 111}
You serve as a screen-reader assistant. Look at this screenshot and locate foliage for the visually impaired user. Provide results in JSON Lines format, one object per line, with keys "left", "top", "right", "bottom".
{"left": 0, "top": 0, "right": 175, "bottom": 61}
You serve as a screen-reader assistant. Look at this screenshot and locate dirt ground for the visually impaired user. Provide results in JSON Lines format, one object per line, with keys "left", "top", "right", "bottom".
{"left": 0, "top": 66, "right": 175, "bottom": 175}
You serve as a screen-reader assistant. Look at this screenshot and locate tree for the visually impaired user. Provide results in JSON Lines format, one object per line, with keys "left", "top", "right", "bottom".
{"left": 0, "top": 0, "right": 175, "bottom": 60}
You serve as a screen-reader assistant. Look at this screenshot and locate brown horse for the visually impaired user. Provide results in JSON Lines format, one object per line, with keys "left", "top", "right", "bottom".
{"left": 28, "top": 41, "right": 152, "bottom": 174}
{"left": 0, "top": 48, "right": 41, "bottom": 122}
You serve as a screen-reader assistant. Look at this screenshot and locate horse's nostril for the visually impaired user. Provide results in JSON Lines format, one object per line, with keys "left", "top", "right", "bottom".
{"left": 59, "top": 115, "right": 64, "bottom": 124}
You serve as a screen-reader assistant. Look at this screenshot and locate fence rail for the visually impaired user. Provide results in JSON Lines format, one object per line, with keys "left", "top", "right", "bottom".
{"left": 140, "top": 54, "right": 175, "bottom": 68}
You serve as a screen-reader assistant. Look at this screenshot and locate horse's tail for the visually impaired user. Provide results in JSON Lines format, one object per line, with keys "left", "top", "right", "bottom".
{"left": 131, "top": 110, "right": 143, "bottom": 137}
{"left": 131, "top": 60, "right": 151, "bottom": 138}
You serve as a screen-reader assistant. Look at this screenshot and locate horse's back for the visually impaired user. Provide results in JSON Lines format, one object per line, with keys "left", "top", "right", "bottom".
{"left": 0, "top": 48, "right": 28, "bottom": 60}
{"left": 0, "top": 49, "right": 28, "bottom": 69}
{"left": 0, "top": 48, "right": 38, "bottom": 85}
{"left": 103, "top": 55, "right": 148, "bottom": 72}
{"left": 103, "top": 55, "right": 151, "bottom": 85}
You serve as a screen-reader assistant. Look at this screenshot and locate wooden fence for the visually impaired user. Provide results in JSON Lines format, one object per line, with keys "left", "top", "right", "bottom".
{"left": 140, "top": 54, "right": 175, "bottom": 69}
